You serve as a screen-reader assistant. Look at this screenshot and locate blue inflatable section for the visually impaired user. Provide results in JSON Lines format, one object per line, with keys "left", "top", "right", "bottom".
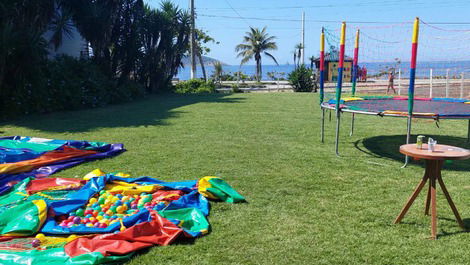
{"left": 41, "top": 174, "right": 207, "bottom": 235}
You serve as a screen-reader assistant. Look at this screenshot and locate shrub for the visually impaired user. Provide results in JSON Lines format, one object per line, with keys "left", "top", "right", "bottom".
{"left": 231, "top": 84, "right": 243, "bottom": 93}
{"left": 43, "top": 56, "right": 144, "bottom": 111}
{"left": 173, "top": 79, "right": 216, "bottom": 94}
{"left": 0, "top": 55, "right": 145, "bottom": 118}
{"left": 288, "top": 65, "right": 314, "bottom": 92}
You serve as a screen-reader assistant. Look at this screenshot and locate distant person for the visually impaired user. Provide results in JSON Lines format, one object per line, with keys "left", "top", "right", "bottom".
{"left": 362, "top": 66, "right": 368, "bottom": 82}
{"left": 387, "top": 71, "right": 396, "bottom": 94}
{"left": 357, "top": 67, "right": 362, "bottom": 81}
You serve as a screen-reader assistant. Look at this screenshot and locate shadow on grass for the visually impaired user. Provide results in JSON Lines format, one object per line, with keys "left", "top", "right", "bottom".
{"left": 438, "top": 217, "right": 470, "bottom": 238}
{"left": 355, "top": 134, "right": 470, "bottom": 171}
{"left": 0, "top": 93, "right": 244, "bottom": 133}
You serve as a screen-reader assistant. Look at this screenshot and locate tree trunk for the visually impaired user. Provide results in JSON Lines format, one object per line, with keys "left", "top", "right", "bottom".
{"left": 293, "top": 54, "right": 297, "bottom": 70}
{"left": 197, "top": 47, "right": 207, "bottom": 81}
{"left": 259, "top": 58, "right": 262, "bottom": 82}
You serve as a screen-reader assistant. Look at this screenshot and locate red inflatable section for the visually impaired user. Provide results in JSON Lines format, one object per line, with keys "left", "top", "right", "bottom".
{"left": 27, "top": 178, "right": 84, "bottom": 194}
{"left": 0, "top": 146, "right": 98, "bottom": 175}
{"left": 64, "top": 214, "right": 183, "bottom": 257}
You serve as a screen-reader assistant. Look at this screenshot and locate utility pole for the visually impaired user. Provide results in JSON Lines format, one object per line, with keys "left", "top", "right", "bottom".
{"left": 190, "top": 0, "right": 196, "bottom": 79}
{"left": 301, "top": 11, "right": 305, "bottom": 65}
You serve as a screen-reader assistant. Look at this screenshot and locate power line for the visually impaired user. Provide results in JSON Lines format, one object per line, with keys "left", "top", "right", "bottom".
{"left": 199, "top": 14, "right": 470, "bottom": 26}
{"left": 198, "top": 0, "right": 470, "bottom": 11}
{"left": 223, "top": 0, "right": 251, "bottom": 27}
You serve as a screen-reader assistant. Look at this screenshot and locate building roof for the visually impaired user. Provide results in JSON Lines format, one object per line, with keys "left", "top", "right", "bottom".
{"left": 315, "top": 50, "right": 353, "bottom": 62}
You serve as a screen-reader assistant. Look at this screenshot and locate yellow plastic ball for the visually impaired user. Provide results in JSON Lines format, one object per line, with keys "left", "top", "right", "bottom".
{"left": 35, "top": 233, "right": 46, "bottom": 241}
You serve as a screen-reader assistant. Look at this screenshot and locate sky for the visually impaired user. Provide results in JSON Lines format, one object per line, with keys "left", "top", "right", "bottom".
{"left": 145, "top": 0, "right": 470, "bottom": 65}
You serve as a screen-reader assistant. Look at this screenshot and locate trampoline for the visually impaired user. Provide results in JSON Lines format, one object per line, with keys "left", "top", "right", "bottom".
{"left": 318, "top": 18, "right": 470, "bottom": 166}
{"left": 321, "top": 96, "right": 470, "bottom": 119}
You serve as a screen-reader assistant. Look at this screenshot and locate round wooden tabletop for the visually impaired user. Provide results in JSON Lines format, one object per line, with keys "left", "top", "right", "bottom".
{"left": 400, "top": 144, "right": 470, "bottom": 160}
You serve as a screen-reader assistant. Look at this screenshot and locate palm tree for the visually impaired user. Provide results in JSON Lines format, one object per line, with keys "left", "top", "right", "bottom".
{"left": 235, "top": 27, "right": 278, "bottom": 82}
{"left": 213, "top": 61, "right": 223, "bottom": 84}
{"left": 294, "top": 43, "right": 303, "bottom": 67}
{"left": 309, "top": 55, "right": 316, "bottom": 69}
{"left": 292, "top": 51, "right": 297, "bottom": 69}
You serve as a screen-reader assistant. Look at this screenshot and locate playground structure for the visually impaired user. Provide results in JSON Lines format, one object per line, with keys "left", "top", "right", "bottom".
{"left": 319, "top": 18, "right": 470, "bottom": 165}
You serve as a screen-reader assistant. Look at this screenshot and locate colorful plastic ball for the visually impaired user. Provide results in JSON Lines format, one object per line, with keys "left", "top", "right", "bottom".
{"left": 76, "top": 209, "right": 85, "bottom": 217}
{"left": 31, "top": 239, "right": 41, "bottom": 247}
{"left": 92, "top": 210, "right": 99, "bottom": 217}
{"left": 86, "top": 223, "right": 94, "bottom": 227}
{"left": 35, "top": 233, "right": 46, "bottom": 241}
{"left": 73, "top": 217, "right": 81, "bottom": 224}
{"left": 94, "top": 222, "right": 100, "bottom": 227}
{"left": 96, "top": 216, "right": 103, "bottom": 221}
{"left": 89, "top": 197, "right": 97, "bottom": 204}
{"left": 116, "top": 206, "right": 124, "bottom": 213}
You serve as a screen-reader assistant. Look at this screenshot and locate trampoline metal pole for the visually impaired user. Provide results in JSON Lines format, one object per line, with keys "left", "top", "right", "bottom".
{"left": 319, "top": 28, "right": 325, "bottom": 143}
{"left": 467, "top": 119, "right": 470, "bottom": 143}
{"left": 350, "top": 113, "right": 355, "bottom": 136}
{"left": 402, "top": 115, "right": 412, "bottom": 168}
{"left": 403, "top": 17, "right": 419, "bottom": 168}
{"left": 335, "top": 22, "right": 346, "bottom": 156}
{"left": 335, "top": 111, "right": 341, "bottom": 156}
{"left": 321, "top": 108, "right": 325, "bottom": 143}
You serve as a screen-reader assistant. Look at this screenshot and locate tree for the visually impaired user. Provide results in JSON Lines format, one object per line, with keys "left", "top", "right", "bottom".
{"left": 213, "top": 61, "right": 223, "bottom": 84}
{"left": 294, "top": 43, "right": 303, "bottom": 67}
{"left": 235, "top": 27, "right": 278, "bottom": 82}
{"left": 195, "top": 29, "right": 218, "bottom": 81}
{"left": 292, "top": 51, "right": 297, "bottom": 69}
{"left": 288, "top": 65, "right": 314, "bottom": 92}
{"left": 309, "top": 56, "right": 316, "bottom": 69}
{"left": 0, "top": 0, "right": 56, "bottom": 113}
{"left": 138, "top": 2, "right": 190, "bottom": 92}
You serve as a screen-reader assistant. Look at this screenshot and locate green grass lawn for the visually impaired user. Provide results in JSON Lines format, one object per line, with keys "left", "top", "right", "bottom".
{"left": 2, "top": 93, "right": 470, "bottom": 264}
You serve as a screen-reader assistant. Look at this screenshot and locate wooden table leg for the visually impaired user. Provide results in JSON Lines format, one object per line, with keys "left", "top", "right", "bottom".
{"left": 394, "top": 172, "right": 429, "bottom": 224}
{"left": 429, "top": 160, "right": 438, "bottom": 240}
{"left": 436, "top": 161, "right": 466, "bottom": 229}
{"left": 424, "top": 162, "right": 432, "bottom": 216}
{"left": 425, "top": 184, "right": 431, "bottom": 216}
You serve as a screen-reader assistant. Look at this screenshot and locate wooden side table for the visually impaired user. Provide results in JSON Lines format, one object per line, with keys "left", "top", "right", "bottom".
{"left": 394, "top": 144, "right": 470, "bottom": 239}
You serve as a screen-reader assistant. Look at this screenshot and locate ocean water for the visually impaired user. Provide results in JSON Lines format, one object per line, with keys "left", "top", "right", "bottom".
{"left": 176, "top": 61, "right": 470, "bottom": 81}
